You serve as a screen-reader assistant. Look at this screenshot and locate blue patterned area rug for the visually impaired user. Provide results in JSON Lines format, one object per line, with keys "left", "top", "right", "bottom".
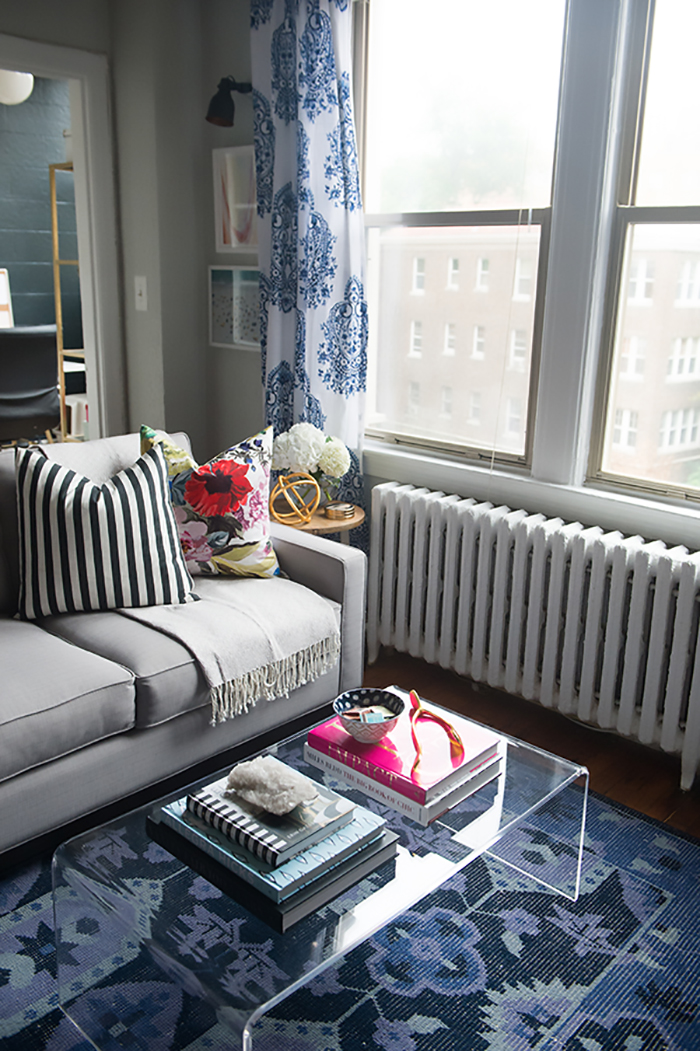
{"left": 1, "top": 791, "right": 699, "bottom": 1051}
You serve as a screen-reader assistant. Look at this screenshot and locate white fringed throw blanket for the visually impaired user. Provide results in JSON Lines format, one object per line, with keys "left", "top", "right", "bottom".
{"left": 119, "top": 576, "right": 341, "bottom": 724}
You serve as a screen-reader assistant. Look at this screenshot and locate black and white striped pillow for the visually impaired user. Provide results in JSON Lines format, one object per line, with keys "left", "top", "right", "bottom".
{"left": 16, "top": 444, "right": 195, "bottom": 619}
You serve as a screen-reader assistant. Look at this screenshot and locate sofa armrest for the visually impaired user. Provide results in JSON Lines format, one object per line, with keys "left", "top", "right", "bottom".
{"left": 270, "top": 522, "right": 366, "bottom": 694}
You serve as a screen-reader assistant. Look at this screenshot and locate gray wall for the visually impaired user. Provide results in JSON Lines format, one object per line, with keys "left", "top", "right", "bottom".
{"left": 201, "top": 0, "right": 264, "bottom": 457}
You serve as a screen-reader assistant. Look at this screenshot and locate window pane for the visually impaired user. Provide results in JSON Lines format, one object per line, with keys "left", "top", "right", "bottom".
{"left": 364, "top": 0, "right": 565, "bottom": 213}
{"left": 635, "top": 1, "right": 700, "bottom": 206}
{"left": 366, "top": 226, "right": 540, "bottom": 455}
{"left": 602, "top": 224, "right": 700, "bottom": 489}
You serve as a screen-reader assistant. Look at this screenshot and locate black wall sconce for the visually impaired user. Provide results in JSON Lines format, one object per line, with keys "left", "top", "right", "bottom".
{"left": 206, "top": 76, "right": 253, "bottom": 127}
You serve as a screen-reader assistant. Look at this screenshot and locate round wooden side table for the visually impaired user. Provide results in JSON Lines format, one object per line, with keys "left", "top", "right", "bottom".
{"left": 292, "top": 504, "right": 365, "bottom": 544}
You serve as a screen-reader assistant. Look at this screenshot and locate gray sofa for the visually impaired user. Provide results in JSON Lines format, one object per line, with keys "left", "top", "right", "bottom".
{"left": 0, "top": 432, "right": 366, "bottom": 863}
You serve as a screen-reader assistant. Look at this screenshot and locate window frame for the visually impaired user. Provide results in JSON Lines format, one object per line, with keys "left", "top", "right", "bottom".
{"left": 363, "top": 207, "right": 551, "bottom": 469}
{"left": 355, "top": 0, "right": 700, "bottom": 548}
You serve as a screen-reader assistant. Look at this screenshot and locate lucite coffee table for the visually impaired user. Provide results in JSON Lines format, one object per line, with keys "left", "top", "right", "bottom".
{"left": 53, "top": 698, "right": 588, "bottom": 1051}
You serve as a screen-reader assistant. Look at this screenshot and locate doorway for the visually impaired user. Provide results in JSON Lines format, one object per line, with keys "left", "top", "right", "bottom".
{"left": 0, "top": 32, "right": 125, "bottom": 439}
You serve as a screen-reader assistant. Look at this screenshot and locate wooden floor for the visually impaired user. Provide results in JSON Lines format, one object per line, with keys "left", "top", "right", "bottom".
{"left": 363, "top": 648, "right": 700, "bottom": 839}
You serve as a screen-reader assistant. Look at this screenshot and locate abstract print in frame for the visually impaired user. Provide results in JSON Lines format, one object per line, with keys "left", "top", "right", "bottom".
{"left": 213, "top": 145, "right": 258, "bottom": 252}
{"left": 209, "top": 267, "right": 261, "bottom": 349}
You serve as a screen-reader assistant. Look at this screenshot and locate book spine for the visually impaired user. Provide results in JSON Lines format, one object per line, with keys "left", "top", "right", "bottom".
{"left": 159, "top": 808, "right": 279, "bottom": 898}
{"left": 303, "top": 745, "right": 430, "bottom": 820}
{"left": 186, "top": 796, "right": 282, "bottom": 866}
{"left": 307, "top": 735, "right": 427, "bottom": 804}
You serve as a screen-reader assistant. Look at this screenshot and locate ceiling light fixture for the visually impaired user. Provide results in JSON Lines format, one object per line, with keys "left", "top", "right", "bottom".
{"left": 0, "top": 69, "right": 34, "bottom": 106}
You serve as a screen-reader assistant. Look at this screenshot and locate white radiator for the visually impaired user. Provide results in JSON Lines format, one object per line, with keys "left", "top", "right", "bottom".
{"left": 367, "top": 481, "right": 700, "bottom": 790}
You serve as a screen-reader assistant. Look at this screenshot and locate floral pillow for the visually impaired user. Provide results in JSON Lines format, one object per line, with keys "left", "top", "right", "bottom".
{"left": 140, "top": 425, "right": 280, "bottom": 578}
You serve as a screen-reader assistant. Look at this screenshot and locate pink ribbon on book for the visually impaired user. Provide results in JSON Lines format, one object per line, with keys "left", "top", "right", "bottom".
{"left": 409, "top": 689, "right": 465, "bottom": 778}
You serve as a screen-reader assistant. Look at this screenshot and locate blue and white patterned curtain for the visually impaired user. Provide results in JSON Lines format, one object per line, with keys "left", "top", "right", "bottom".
{"left": 250, "top": 0, "right": 367, "bottom": 511}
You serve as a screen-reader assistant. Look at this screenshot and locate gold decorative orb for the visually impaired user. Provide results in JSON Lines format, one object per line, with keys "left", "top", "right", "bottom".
{"left": 269, "top": 472, "right": 321, "bottom": 525}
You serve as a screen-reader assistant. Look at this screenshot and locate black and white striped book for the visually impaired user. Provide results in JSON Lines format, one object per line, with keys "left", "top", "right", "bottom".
{"left": 186, "top": 769, "right": 355, "bottom": 867}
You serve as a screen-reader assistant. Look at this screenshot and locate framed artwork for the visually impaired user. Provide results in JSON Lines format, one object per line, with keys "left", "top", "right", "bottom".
{"left": 213, "top": 146, "right": 257, "bottom": 252}
{"left": 209, "top": 266, "right": 261, "bottom": 349}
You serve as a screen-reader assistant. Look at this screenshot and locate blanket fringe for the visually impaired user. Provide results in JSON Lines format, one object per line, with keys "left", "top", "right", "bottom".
{"left": 209, "top": 632, "right": 342, "bottom": 725}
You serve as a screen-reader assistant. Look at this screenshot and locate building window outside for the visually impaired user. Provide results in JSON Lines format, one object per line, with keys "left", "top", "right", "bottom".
{"left": 612, "top": 408, "right": 638, "bottom": 448}
{"left": 409, "top": 320, "right": 423, "bottom": 358}
{"left": 620, "top": 336, "right": 646, "bottom": 378}
{"left": 468, "top": 391, "right": 481, "bottom": 424}
{"left": 475, "top": 257, "right": 489, "bottom": 291}
{"left": 505, "top": 397, "right": 522, "bottom": 437}
{"left": 667, "top": 337, "right": 699, "bottom": 380}
{"left": 412, "top": 257, "right": 425, "bottom": 293}
{"left": 676, "top": 260, "right": 700, "bottom": 304}
{"left": 440, "top": 386, "right": 453, "bottom": 418}
{"left": 509, "top": 329, "right": 528, "bottom": 370}
{"left": 472, "top": 324, "right": 485, "bottom": 360}
{"left": 408, "top": 381, "right": 420, "bottom": 416}
{"left": 659, "top": 408, "right": 700, "bottom": 449}
{"left": 627, "top": 258, "right": 655, "bottom": 303}
{"left": 513, "top": 257, "right": 533, "bottom": 300}
{"left": 447, "top": 258, "right": 460, "bottom": 289}
{"left": 444, "top": 322, "right": 456, "bottom": 356}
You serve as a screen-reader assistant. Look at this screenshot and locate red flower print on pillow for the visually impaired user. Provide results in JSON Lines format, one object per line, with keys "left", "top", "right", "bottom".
{"left": 184, "top": 459, "right": 253, "bottom": 517}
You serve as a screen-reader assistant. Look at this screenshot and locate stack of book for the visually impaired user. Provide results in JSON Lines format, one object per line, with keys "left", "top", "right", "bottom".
{"left": 147, "top": 767, "right": 398, "bottom": 932}
{"left": 304, "top": 689, "right": 504, "bottom": 825}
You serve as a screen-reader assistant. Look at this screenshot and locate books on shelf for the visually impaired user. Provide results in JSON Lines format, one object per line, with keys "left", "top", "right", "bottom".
{"left": 155, "top": 795, "right": 387, "bottom": 903}
{"left": 186, "top": 767, "right": 355, "bottom": 867}
{"left": 304, "top": 742, "right": 504, "bottom": 825}
{"left": 147, "top": 816, "right": 399, "bottom": 933}
{"left": 306, "top": 688, "right": 502, "bottom": 806}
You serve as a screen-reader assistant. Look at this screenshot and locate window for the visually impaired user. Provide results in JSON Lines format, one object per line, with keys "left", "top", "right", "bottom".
{"left": 667, "top": 337, "right": 699, "bottom": 380}
{"left": 440, "top": 386, "right": 452, "bottom": 418}
{"left": 509, "top": 329, "right": 527, "bottom": 371}
{"left": 409, "top": 320, "right": 422, "bottom": 358}
{"left": 627, "top": 259, "right": 655, "bottom": 303}
{"left": 363, "top": 0, "right": 561, "bottom": 461}
{"left": 505, "top": 397, "right": 523, "bottom": 437}
{"left": 513, "top": 258, "right": 533, "bottom": 300}
{"left": 472, "top": 325, "right": 485, "bottom": 360}
{"left": 361, "top": 0, "right": 700, "bottom": 522}
{"left": 676, "top": 261, "right": 700, "bottom": 304}
{"left": 590, "top": 1, "right": 700, "bottom": 499}
{"left": 468, "top": 391, "right": 481, "bottom": 424}
{"left": 612, "top": 409, "right": 638, "bottom": 448}
{"left": 620, "top": 337, "right": 646, "bottom": 378}
{"left": 475, "top": 258, "right": 489, "bottom": 291}
{"left": 444, "top": 323, "right": 456, "bottom": 356}
{"left": 408, "top": 381, "right": 420, "bottom": 415}
{"left": 412, "top": 257, "right": 425, "bottom": 293}
{"left": 659, "top": 408, "right": 700, "bottom": 450}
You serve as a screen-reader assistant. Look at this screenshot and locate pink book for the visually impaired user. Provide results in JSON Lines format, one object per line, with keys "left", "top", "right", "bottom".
{"left": 307, "top": 697, "right": 501, "bottom": 805}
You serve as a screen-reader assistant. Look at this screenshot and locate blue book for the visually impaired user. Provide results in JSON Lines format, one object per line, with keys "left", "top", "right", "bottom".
{"left": 155, "top": 796, "right": 387, "bottom": 903}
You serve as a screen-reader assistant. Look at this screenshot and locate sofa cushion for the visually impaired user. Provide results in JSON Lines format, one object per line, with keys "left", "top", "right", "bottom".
{"left": 40, "top": 578, "right": 342, "bottom": 729}
{"left": 141, "top": 425, "right": 280, "bottom": 579}
{"left": 38, "top": 609, "right": 208, "bottom": 728}
{"left": 0, "top": 618, "right": 135, "bottom": 783}
{"left": 15, "top": 443, "right": 196, "bottom": 619}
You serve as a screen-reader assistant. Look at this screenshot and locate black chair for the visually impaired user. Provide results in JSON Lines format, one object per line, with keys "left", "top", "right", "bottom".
{"left": 0, "top": 325, "right": 60, "bottom": 443}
